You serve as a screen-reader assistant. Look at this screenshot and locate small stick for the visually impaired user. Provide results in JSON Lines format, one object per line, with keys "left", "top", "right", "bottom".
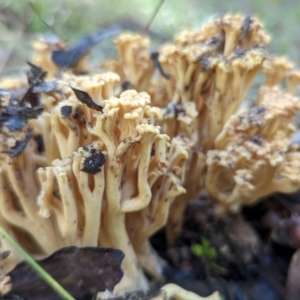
{"left": 28, "top": 2, "right": 58, "bottom": 36}
{"left": 142, "top": 0, "right": 165, "bottom": 34}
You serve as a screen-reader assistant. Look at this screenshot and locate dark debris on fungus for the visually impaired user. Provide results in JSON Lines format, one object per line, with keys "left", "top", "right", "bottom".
{"left": 250, "top": 135, "right": 263, "bottom": 146}
{"left": 150, "top": 51, "right": 170, "bottom": 80}
{"left": 0, "top": 87, "right": 44, "bottom": 157}
{"left": 0, "top": 105, "right": 43, "bottom": 132}
{"left": 81, "top": 149, "right": 106, "bottom": 174}
{"left": 121, "top": 80, "right": 134, "bottom": 91}
{"left": 0, "top": 111, "right": 26, "bottom": 131}
{"left": 199, "top": 55, "right": 210, "bottom": 71}
{"left": 60, "top": 105, "right": 73, "bottom": 118}
{"left": 6, "top": 130, "right": 32, "bottom": 158}
{"left": 241, "top": 15, "right": 253, "bottom": 41}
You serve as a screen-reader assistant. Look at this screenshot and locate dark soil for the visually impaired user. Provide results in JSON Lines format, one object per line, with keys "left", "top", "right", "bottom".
{"left": 151, "top": 193, "right": 299, "bottom": 300}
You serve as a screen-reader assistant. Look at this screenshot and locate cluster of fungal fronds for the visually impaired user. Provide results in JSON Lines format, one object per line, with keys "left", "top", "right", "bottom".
{"left": 207, "top": 86, "right": 300, "bottom": 213}
{"left": 98, "top": 14, "right": 300, "bottom": 244}
{"left": 0, "top": 13, "right": 300, "bottom": 300}
{"left": 0, "top": 76, "right": 191, "bottom": 296}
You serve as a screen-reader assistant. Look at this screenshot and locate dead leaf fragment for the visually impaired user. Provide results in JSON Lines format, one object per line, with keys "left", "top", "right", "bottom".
{"left": 71, "top": 87, "right": 103, "bottom": 111}
{"left": 7, "top": 246, "right": 124, "bottom": 300}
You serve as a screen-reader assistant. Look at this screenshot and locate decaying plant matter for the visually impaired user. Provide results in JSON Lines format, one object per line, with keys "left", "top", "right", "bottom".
{"left": 1, "top": 12, "right": 300, "bottom": 300}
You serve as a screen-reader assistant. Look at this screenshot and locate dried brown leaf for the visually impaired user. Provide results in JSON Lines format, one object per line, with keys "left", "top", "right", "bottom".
{"left": 7, "top": 246, "right": 124, "bottom": 300}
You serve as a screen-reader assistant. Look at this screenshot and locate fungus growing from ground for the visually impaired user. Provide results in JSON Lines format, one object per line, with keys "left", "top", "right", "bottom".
{"left": 102, "top": 34, "right": 155, "bottom": 93}
{"left": 206, "top": 86, "right": 300, "bottom": 213}
{"left": 2, "top": 12, "right": 300, "bottom": 300}
{"left": 103, "top": 19, "right": 266, "bottom": 245}
{"left": 99, "top": 14, "right": 300, "bottom": 250}
{"left": 0, "top": 66, "right": 220, "bottom": 298}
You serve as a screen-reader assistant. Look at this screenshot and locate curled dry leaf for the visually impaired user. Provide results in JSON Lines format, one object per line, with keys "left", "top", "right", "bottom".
{"left": 0, "top": 105, "right": 43, "bottom": 131}
{"left": 71, "top": 87, "right": 104, "bottom": 111}
{"left": 26, "top": 62, "right": 47, "bottom": 85}
{"left": 6, "top": 246, "right": 124, "bottom": 300}
{"left": 21, "top": 62, "right": 57, "bottom": 106}
{"left": 51, "top": 27, "right": 120, "bottom": 69}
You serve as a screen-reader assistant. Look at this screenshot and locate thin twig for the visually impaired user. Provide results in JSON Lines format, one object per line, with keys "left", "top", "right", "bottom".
{"left": 28, "top": 2, "right": 59, "bottom": 37}
{"left": 142, "top": 0, "right": 165, "bottom": 34}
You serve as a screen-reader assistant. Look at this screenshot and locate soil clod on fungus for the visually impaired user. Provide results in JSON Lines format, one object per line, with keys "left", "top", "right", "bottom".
{"left": 60, "top": 105, "right": 73, "bottom": 118}
{"left": 81, "top": 149, "right": 106, "bottom": 174}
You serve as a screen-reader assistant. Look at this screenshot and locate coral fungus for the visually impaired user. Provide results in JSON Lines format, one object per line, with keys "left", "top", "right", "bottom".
{"left": 1, "top": 12, "right": 300, "bottom": 300}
